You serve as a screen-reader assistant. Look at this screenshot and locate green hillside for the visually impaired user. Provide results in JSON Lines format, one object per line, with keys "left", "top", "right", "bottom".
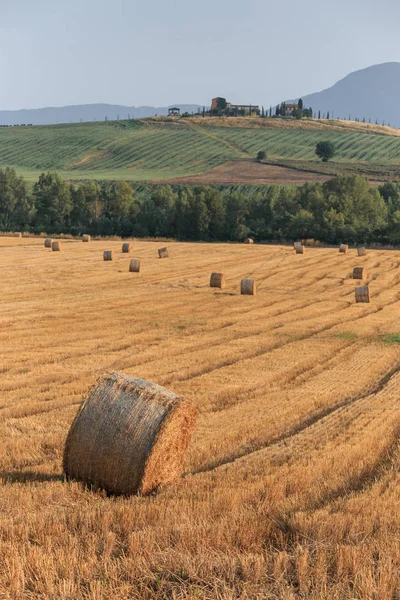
{"left": 1, "top": 117, "right": 400, "bottom": 182}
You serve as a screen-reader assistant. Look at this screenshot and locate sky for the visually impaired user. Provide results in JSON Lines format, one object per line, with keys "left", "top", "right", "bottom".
{"left": 1, "top": 0, "right": 400, "bottom": 110}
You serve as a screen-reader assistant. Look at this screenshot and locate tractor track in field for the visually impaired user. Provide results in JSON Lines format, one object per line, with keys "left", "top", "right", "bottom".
{"left": 191, "top": 355, "right": 400, "bottom": 476}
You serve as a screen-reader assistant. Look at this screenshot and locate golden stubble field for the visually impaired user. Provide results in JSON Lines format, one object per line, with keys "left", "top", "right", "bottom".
{"left": 2, "top": 237, "right": 400, "bottom": 599}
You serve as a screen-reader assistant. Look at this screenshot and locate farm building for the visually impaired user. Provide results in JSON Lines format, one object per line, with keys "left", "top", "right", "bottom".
{"left": 168, "top": 107, "right": 181, "bottom": 116}
{"left": 211, "top": 97, "right": 259, "bottom": 116}
{"left": 283, "top": 103, "right": 299, "bottom": 115}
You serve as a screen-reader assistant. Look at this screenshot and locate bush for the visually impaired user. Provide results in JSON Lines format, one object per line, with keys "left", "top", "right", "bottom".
{"left": 316, "top": 141, "right": 335, "bottom": 162}
{"left": 257, "top": 151, "right": 267, "bottom": 163}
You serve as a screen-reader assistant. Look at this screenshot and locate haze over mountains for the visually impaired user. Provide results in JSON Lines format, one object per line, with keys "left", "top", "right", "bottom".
{"left": 289, "top": 63, "right": 400, "bottom": 127}
{"left": 0, "top": 104, "right": 202, "bottom": 126}
{"left": 1, "top": 63, "right": 399, "bottom": 127}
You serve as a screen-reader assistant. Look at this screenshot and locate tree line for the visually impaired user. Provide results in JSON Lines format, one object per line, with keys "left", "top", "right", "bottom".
{"left": 2, "top": 167, "right": 400, "bottom": 245}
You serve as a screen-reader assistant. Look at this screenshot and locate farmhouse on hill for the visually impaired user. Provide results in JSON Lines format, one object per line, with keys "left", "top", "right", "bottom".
{"left": 211, "top": 97, "right": 259, "bottom": 116}
{"left": 283, "top": 103, "right": 299, "bottom": 115}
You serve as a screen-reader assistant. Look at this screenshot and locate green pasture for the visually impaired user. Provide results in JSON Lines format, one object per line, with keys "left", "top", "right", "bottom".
{"left": 0, "top": 118, "right": 399, "bottom": 182}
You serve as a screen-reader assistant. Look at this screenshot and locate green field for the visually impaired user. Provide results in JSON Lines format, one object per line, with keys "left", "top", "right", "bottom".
{"left": 1, "top": 117, "right": 400, "bottom": 182}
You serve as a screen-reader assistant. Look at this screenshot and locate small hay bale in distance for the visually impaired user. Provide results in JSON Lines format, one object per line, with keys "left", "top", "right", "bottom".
{"left": 14, "top": 232, "right": 22, "bottom": 238}
{"left": 129, "top": 259, "right": 141, "bottom": 273}
{"left": 244, "top": 238, "right": 254, "bottom": 244}
{"left": 51, "top": 241, "right": 61, "bottom": 251}
{"left": 339, "top": 244, "right": 348, "bottom": 254}
{"left": 355, "top": 285, "right": 370, "bottom": 303}
{"left": 103, "top": 250, "right": 113, "bottom": 261}
{"left": 353, "top": 267, "right": 367, "bottom": 280}
{"left": 294, "top": 242, "right": 304, "bottom": 254}
{"left": 158, "top": 247, "right": 169, "bottom": 258}
{"left": 44, "top": 238, "right": 52, "bottom": 248}
{"left": 122, "top": 242, "right": 133, "bottom": 253}
{"left": 63, "top": 372, "right": 197, "bottom": 496}
{"left": 210, "top": 272, "right": 226, "bottom": 289}
{"left": 241, "top": 278, "right": 256, "bottom": 296}
{"left": 357, "top": 247, "right": 367, "bottom": 256}
{"left": 82, "top": 234, "right": 91, "bottom": 243}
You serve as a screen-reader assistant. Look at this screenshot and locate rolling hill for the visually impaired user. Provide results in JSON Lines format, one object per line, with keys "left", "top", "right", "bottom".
{"left": 1, "top": 116, "right": 400, "bottom": 183}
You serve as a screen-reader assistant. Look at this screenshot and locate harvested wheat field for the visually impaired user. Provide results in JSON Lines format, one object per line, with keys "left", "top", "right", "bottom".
{"left": 2, "top": 237, "right": 400, "bottom": 599}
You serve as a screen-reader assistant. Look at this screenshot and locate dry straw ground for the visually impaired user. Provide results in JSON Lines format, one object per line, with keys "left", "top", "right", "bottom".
{"left": 2, "top": 237, "right": 400, "bottom": 599}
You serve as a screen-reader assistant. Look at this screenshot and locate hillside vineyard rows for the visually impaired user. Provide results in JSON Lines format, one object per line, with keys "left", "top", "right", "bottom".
{"left": 1, "top": 119, "right": 400, "bottom": 181}
{"left": 2, "top": 237, "right": 400, "bottom": 598}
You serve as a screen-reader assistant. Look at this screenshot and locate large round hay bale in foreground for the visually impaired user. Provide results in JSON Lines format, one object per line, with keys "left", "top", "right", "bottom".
{"left": 241, "top": 278, "right": 256, "bottom": 295}
{"left": 82, "top": 234, "right": 91, "bottom": 242}
{"left": 14, "top": 232, "right": 22, "bottom": 238}
{"left": 51, "top": 241, "right": 61, "bottom": 251}
{"left": 244, "top": 238, "right": 254, "bottom": 244}
{"left": 103, "top": 250, "right": 113, "bottom": 261}
{"left": 353, "top": 267, "right": 367, "bottom": 280}
{"left": 122, "top": 242, "right": 133, "bottom": 253}
{"left": 210, "top": 272, "right": 226, "bottom": 289}
{"left": 44, "top": 238, "right": 52, "bottom": 248}
{"left": 158, "top": 247, "right": 169, "bottom": 258}
{"left": 357, "top": 247, "right": 367, "bottom": 256}
{"left": 63, "top": 373, "right": 197, "bottom": 496}
{"left": 355, "top": 285, "right": 370, "bottom": 303}
{"left": 339, "top": 244, "right": 348, "bottom": 254}
{"left": 129, "top": 259, "right": 141, "bottom": 272}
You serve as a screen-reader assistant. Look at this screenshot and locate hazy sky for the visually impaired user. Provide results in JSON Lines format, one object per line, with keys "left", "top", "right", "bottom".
{"left": 1, "top": 0, "right": 399, "bottom": 110}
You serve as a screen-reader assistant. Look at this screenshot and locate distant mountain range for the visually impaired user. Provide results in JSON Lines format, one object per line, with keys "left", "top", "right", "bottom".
{"left": 0, "top": 104, "right": 202, "bottom": 126}
{"left": 287, "top": 62, "right": 400, "bottom": 128}
{"left": 2, "top": 62, "right": 400, "bottom": 128}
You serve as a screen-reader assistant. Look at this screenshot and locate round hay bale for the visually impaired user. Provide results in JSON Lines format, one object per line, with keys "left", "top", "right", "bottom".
{"left": 355, "top": 285, "right": 370, "bottom": 303}
{"left": 122, "top": 242, "right": 133, "bottom": 253}
{"left": 82, "top": 234, "right": 91, "bottom": 243}
{"left": 158, "top": 247, "right": 169, "bottom": 259}
{"left": 244, "top": 238, "right": 254, "bottom": 244}
{"left": 129, "top": 259, "right": 141, "bottom": 273}
{"left": 353, "top": 267, "right": 367, "bottom": 280}
{"left": 103, "top": 250, "right": 113, "bottom": 261}
{"left": 210, "top": 272, "right": 226, "bottom": 289}
{"left": 241, "top": 278, "right": 256, "bottom": 295}
{"left": 357, "top": 247, "right": 367, "bottom": 256}
{"left": 44, "top": 238, "right": 52, "bottom": 248}
{"left": 63, "top": 373, "right": 197, "bottom": 496}
{"left": 14, "top": 232, "right": 22, "bottom": 238}
{"left": 295, "top": 244, "right": 305, "bottom": 254}
{"left": 51, "top": 241, "right": 61, "bottom": 252}
{"left": 339, "top": 244, "right": 348, "bottom": 254}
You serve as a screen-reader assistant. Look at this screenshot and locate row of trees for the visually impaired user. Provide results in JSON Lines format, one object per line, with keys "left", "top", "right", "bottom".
{"left": 1, "top": 167, "right": 400, "bottom": 244}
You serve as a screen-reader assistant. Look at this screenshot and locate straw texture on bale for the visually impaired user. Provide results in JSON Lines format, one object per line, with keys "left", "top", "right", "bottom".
{"left": 63, "top": 373, "right": 197, "bottom": 496}
{"left": 51, "top": 241, "right": 61, "bottom": 252}
{"left": 210, "top": 272, "right": 226, "bottom": 289}
{"left": 294, "top": 242, "right": 302, "bottom": 249}
{"left": 82, "top": 234, "right": 91, "bottom": 242}
{"left": 122, "top": 243, "right": 133, "bottom": 253}
{"left": 44, "top": 238, "right": 52, "bottom": 248}
{"left": 129, "top": 259, "right": 141, "bottom": 273}
{"left": 339, "top": 244, "right": 348, "bottom": 254}
{"left": 244, "top": 238, "right": 254, "bottom": 244}
{"left": 355, "top": 285, "right": 370, "bottom": 303}
{"left": 14, "top": 232, "right": 22, "bottom": 238}
{"left": 241, "top": 278, "right": 256, "bottom": 295}
{"left": 357, "top": 247, "right": 367, "bottom": 256}
{"left": 103, "top": 250, "right": 113, "bottom": 261}
{"left": 158, "top": 247, "right": 169, "bottom": 258}
{"left": 353, "top": 267, "right": 367, "bottom": 280}
{"left": 295, "top": 244, "right": 305, "bottom": 254}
